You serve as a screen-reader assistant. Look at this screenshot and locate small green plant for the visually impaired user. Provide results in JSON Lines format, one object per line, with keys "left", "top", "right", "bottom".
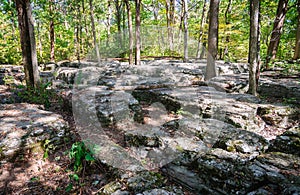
{"left": 65, "top": 141, "right": 97, "bottom": 192}
{"left": 43, "top": 139, "right": 57, "bottom": 159}
{"left": 69, "top": 141, "right": 96, "bottom": 172}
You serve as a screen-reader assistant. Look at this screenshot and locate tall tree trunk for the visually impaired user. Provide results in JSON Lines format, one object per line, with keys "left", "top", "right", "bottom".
{"left": 125, "top": 0, "right": 133, "bottom": 65}
{"left": 183, "top": 0, "right": 188, "bottom": 62}
{"left": 165, "top": 0, "right": 175, "bottom": 51}
{"left": 75, "top": 0, "right": 81, "bottom": 62}
{"left": 107, "top": 0, "right": 112, "bottom": 47}
{"left": 223, "top": 0, "right": 232, "bottom": 60}
{"left": 248, "top": 0, "right": 260, "bottom": 96}
{"left": 49, "top": 0, "right": 55, "bottom": 62}
{"left": 196, "top": 0, "right": 208, "bottom": 59}
{"left": 153, "top": 0, "right": 162, "bottom": 51}
{"left": 15, "top": 0, "right": 40, "bottom": 88}
{"left": 115, "top": 0, "right": 123, "bottom": 48}
{"left": 205, "top": 0, "right": 219, "bottom": 80}
{"left": 37, "top": 21, "right": 43, "bottom": 62}
{"left": 265, "top": 0, "right": 289, "bottom": 69}
{"left": 293, "top": 0, "right": 300, "bottom": 60}
{"left": 135, "top": 0, "right": 141, "bottom": 65}
{"left": 89, "top": 0, "right": 100, "bottom": 62}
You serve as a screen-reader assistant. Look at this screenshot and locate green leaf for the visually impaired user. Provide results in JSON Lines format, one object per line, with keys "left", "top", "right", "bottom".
{"left": 65, "top": 183, "right": 73, "bottom": 192}
{"left": 85, "top": 153, "right": 95, "bottom": 161}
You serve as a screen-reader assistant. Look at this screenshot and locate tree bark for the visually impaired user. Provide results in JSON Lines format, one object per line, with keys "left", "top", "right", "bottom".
{"left": 37, "top": 21, "right": 43, "bottom": 63}
{"left": 205, "top": 0, "right": 219, "bottom": 80}
{"left": 89, "top": 0, "right": 100, "bottom": 62}
{"left": 183, "top": 0, "right": 188, "bottom": 62}
{"left": 248, "top": 0, "right": 260, "bottom": 96}
{"left": 15, "top": 0, "right": 40, "bottom": 88}
{"left": 49, "top": 0, "right": 55, "bottom": 62}
{"left": 135, "top": 0, "right": 141, "bottom": 65}
{"left": 107, "top": 0, "right": 112, "bottom": 47}
{"left": 293, "top": 0, "right": 300, "bottom": 60}
{"left": 115, "top": 0, "right": 123, "bottom": 48}
{"left": 165, "top": 0, "right": 175, "bottom": 51}
{"left": 223, "top": 0, "right": 232, "bottom": 60}
{"left": 196, "top": 0, "right": 208, "bottom": 59}
{"left": 125, "top": 0, "right": 133, "bottom": 65}
{"left": 265, "top": 0, "right": 289, "bottom": 69}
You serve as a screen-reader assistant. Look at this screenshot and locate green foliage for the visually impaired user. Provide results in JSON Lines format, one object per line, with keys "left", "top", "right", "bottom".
{"left": 3, "top": 75, "right": 15, "bottom": 85}
{"left": 0, "top": 0, "right": 299, "bottom": 64}
{"left": 43, "top": 139, "right": 57, "bottom": 159}
{"left": 16, "top": 82, "right": 58, "bottom": 109}
{"left": 68, "top": 141, "right": 96, "bottom": 172}
{"left": 271, "top": 60, "right": 300, "bottom": 75}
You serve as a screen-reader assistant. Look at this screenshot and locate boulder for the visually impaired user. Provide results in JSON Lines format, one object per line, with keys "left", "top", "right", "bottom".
{"left": 259, "top": 78, "right": 300, "bottom": 104}
{"left": 0, "top": 65, "right": 24, "bottom": 86}
{"left": 269, "top": 126, "right": 300, "bottom": 156}
{"left": 163, "top": 149, "right": 300, "bottom": 194}
{"left": 0, "top": 103, "right": 69, "bottom": 160}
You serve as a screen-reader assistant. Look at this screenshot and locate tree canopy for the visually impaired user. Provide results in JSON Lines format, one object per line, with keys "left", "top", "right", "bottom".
{"left": 0, "top": 0, "right": 299, "bottom": 67}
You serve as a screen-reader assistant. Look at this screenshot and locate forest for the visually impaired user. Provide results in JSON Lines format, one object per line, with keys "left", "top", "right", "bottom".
{"left": 0, "top": 0, "right": 300, "bottom": 194}
{"left": 0, "top": 0, "right": 300, "bottom": 66}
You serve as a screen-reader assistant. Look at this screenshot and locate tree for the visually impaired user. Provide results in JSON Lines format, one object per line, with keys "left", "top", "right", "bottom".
{"left": 124, "top": 0, "right": 133, "bottom": 65}
{"left": 165, "top": 0, "right": 175, "bottom": 51}
{"left": 135, "top": 0, "right": 141, "bottom": 65}
{"left": 223, "top": 0, "right": 232, "bottom": 59}
{"left": 248, "top": 0, "right": 260, "bottom": 96}
{"left": 265, "top": 0, "right": 289, "bottom": 69}
{"left": 293, "top": 0, "right": 300, "bottom": 60}
{"left": 15, "top": 0, "right": 40, "bottom": 88}
{"left": 114, "top": 0, "right": 124, "bottom": 48}
{"left": 196, "top": 0, "right": 208, "bottom": 59}
{"left": 183, "top": 0, "right": 188, "bottom": 62}
{"left": 89, "top": 0, "right": 100, "bottom": 62}
{"left": 49, "top": 0, "right": 55, "bottom": 62}
{"left": 205, "top": 0, "right": 219, "bottom": 80}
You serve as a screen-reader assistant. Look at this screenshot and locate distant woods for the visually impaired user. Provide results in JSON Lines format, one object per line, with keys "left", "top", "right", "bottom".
{"left": 0, "top": 0, "right": 299, "bottom": 65}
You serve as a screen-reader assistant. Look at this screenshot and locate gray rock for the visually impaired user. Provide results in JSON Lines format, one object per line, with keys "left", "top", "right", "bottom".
{"left": 0, "top": 65, "right": 24, "bottom": 86}
{"left": 126, "top": 171, "right": 164, "bottom": 193}
{"left": 269, "top": 127, "right": 300, "bottom": 156}
{"left": 137, "top": 189, "right": 175, "bottom": 195}
{"left": 55, "top": 67, "right": 79, "bottom": 84}
{"left": 0, "top": 103, "right": 69, "bottom": 160}
{"left": 111, "top": 190, "right": 130, "bottom": 195}
{"left": 259, "top": 78, "right": 300, "bottom": 104}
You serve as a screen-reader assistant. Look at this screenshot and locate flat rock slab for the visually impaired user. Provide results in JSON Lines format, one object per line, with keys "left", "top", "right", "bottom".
{"left": 0, "top": 103, "right": 69, "bottom": 160}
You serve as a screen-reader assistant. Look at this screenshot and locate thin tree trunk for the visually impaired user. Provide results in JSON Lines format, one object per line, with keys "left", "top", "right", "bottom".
{"left": 165, "top": 0, "right": 175, "bottom": 51}
{"left": 196, "top": 0, "right": 208, "bottom": 59}
{"left": 107, "top": 0, "right": 112, "bottom": 47}
{"left": 135, "top": 0, "right": 141, "bottom": 65}
{"left": 15, "top": 0, "right": 40, "bottom": 88}
{"left": 76, "top": 1, "right": 81, "bottom": 62}
{"left": 223, "top": 0, "right": 232, "bottom": 60}
{"left": 293, "top": 0, "right": 300, "bottom": 60}
{"left": 183, "top": 0, "right": 188, "bottom": 62}
{"left": 49, "top": 0, "right": 55, "bottom": 62}
{"left": 89, "top": 0, "right": 100, "bottom": 62}
{"left": 248, "top": 0, "right": 260, "bottom": 96}
{"left": 125, "top": 0, "right": 133, "bottom": 65}
{"left": 205, "top": 0, "right": 219, "bottom": 80}
{"left": 153, "top": 0, "right": 161, "bottom": 52}
{"left": 265, "top": 0, "right": 289, "bottom": 69}
{"left": 37, "top": 21, "right": 43, "bottom": 62}
{"left": 115, "top": 0, "right": 123, "bottom": 48}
